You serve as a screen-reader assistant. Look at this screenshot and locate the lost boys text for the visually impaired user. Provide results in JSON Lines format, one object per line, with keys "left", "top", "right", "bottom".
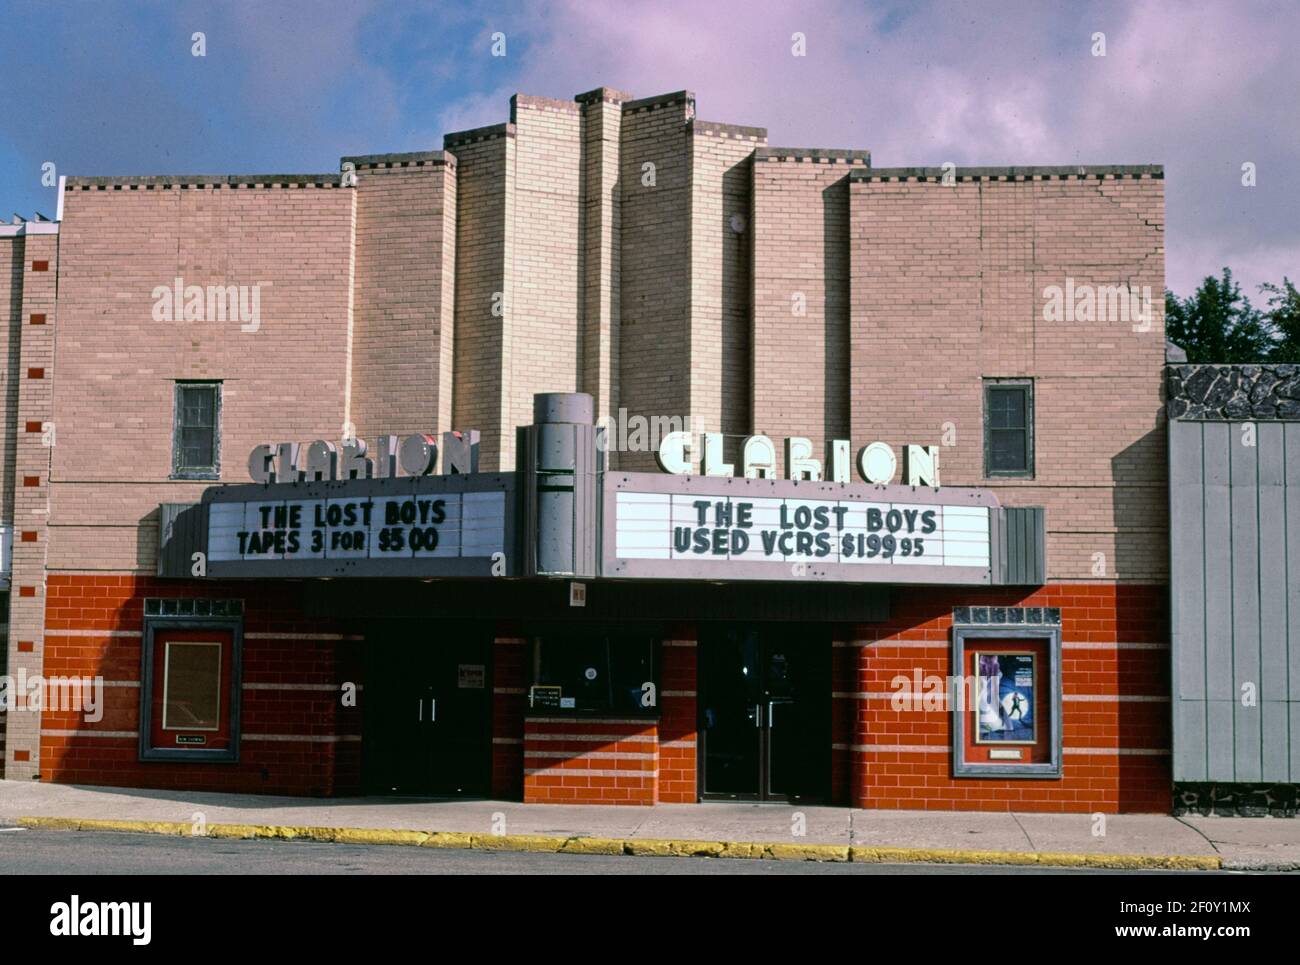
{"left": 235, "top": 498, "right": 448, "bottom": 555}
{"left": 677, "top": 499, "right": 938, "bottom": 559}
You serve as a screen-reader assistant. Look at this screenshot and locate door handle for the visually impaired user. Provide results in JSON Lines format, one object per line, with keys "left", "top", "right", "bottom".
{"left": 753, "top": 704, "right": 763, "bottom": 728}
{"left": 417, "top": 698, "right": 423, "bottom": 722}
{"left": 768, "top": 700, "right": 792, "bottom": 728}
{"left": 429, "top": 698, "right": 436, "bottom": 723}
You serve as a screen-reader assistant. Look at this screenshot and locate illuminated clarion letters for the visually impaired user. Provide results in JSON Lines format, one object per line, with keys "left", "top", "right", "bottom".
{"left": 248, "top": 430, "right": 479, "bottom": 484}
{"left": 656, "top": 433, "right": 940, "bottom": 487}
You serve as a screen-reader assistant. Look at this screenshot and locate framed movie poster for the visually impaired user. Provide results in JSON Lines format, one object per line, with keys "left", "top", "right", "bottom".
{"left": 952, "top": 626, "right": 1061, "bottom": 778}
{"left": 974, "top": 652, "right": 1036, "bottom": 745}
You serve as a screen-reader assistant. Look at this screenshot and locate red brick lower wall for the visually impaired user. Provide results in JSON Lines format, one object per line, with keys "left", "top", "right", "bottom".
{"left": 503, "top": 630, "right": 699, "bottom": 806}
{"left": 658, "top": 639, "right": 698, "bottom": 803}
{"left": 24, "top": 575, "right": 1170, "bottom": 811}
{"left": 523, "top": 717, "right": 658, "bottom": 804}
{"left": 491, "top": 637, "right": 525, "bottom": 798}
{"left": 38, "top": 575, "right": 363, "bottom": 796}
{"left": 850, "top": 583, "right": 1170, "bottom": 813}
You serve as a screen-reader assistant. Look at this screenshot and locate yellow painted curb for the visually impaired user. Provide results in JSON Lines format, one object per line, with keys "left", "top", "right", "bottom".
{"left": 274, "top": 825, "right": 344, "bottom": 843}
{"left": 16, "top": 816, "right": 1224, "bottom": 870}
{"left": 333, "top": 828, "right": 429, "bottom": 847}
{"left": 207, "top": 823, "right": 279, "bottom": 840}
{"left": 420, "top": 831, "right": 477, "bottom": 849}
{"left": 1031, "top": 851, "right": 1090, "bottom": 868}
{"left": 625, "top": 838, "right": 726, "bottom": 858}
{"left": 853, "top": 846, "right": 1042, "bottom": 866}
{"left": 850, "top": 845, "right": 1221, "bottom": 871}
{"left": 1071, "top": 852, "right": 1221, "bottom": 872}
{"left": 767, "top": 843, "right": 850, "bottom": 862}
{"left": 559, "top": 836, "right": 625, "bottom": 855}
{"left": 19, "top": 817, "right": 192, "bottom": 836}
{"left": 475, "top": 833, "right": 567, "bottom": 853}
{"left": 719, "top": 841, "right": 767, "bottom": 859}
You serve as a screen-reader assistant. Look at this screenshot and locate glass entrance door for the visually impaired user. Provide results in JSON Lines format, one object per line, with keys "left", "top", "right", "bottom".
{"left": 699, "top": 625, "right": 830, "bottom": 802}
{"left": 363, "top": 621, "right": 492, "bottom": 796}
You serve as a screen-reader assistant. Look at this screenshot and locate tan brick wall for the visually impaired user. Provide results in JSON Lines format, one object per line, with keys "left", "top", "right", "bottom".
{"left": 349, "top": 154, "right": 456, "bottom": 443}
{"left": 688, "top": 124, "right": 766, "bottom": 450}
{"left": 5, "top": 232, "right": 58, "bottom": 777}
{"left": 617, "top": 94, "right": 694, "bottom": 471}
{"left": 577, "top": 90, "right": 628, "bottom": 434}
{"left": 507, "top": 96, "right": 583, "bottom": 453}
{"left": 0, "top": 237, "right": 23, "bottom": 524}
{"left": 752, "top": 151, "right": 869, "bottom": 474}
{"left": 448, "top": 126, "right": 515, "bottom": 470}
{"left": 48, "top": 180, "right": 355, "bottom": 575}
{"left": 849, "top": 171, "right": 1167, "bottom": 581}
{"left": 0, "top": 98, "right": 1169, "bottom": 692}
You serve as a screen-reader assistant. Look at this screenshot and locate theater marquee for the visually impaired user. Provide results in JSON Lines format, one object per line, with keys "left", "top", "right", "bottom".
{"left": 202, "top": 474, "right": 514, "bottom": 579}
{"left": 602, "top": 472, "right": 1003, "bottom": 585}
{"left": 160, "top": 409, "right": 1040, "bottom": 586}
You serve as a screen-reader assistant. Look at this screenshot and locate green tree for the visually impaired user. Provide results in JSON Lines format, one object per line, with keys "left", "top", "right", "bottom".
{"left": 1165, "top": 268, "right": 1275, "bottom": 362}
{"left": 1261, "top": 277, "right": 1300, "bottom": 362}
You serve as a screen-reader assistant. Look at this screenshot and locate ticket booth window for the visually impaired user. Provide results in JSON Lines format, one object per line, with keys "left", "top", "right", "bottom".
{"left": 528, "top": 631, "right": 658, "bottom": 716}
{"left": 140, "top": 611, "right": 242, "bottom": 762}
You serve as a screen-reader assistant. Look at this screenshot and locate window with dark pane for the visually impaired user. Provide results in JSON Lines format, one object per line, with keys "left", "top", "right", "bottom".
{"left": 173, "top": 382, "right": 221, "bottom": 478}
{"left": 529, "top": 631, "right": 658, "bottom": 716}
{"left": 984, "top": 381, "right": 1033, "bottom": 477}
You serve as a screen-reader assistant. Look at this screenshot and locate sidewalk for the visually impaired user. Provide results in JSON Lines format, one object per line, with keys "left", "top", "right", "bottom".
{"left": 3, "top": 780, "right": 1298, "bottom": 870}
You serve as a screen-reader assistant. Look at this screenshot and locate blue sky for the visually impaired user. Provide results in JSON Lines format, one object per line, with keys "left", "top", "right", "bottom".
{"left": 2, "top": 0, "right": 1296, "bottom": 300}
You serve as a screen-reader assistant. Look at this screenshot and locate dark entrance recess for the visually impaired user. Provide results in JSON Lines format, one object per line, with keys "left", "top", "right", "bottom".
{"left": 306, "top": 579, "right": 889, "bottom": 624}
{"left": 363, "top": 620, "right": 492, "bottom": 796}
{"left": 699, "top": 625, "right": 831, "bottom": 802}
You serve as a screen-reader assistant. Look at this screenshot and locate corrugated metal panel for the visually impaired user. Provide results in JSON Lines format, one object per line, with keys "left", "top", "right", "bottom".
{"left": 997, "top": 507, "right": 1045, "bottom": 585}
{"left": 1230, "top": 426, "right": 1261, "bottom": 780}
{"left": 1170, "top": 417, "right": 1300, "bottom": 783}
{"left": 1170, "top": 420, "right": 1206, "bottom": 780}
{"left": 1289, "top": 425, "right": 1300, "bottom": 780}
{"left": 157, "top": 503, "right": 207, "bottom": 578}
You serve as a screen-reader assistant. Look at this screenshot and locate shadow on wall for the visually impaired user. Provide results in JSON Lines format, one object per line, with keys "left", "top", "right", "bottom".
{"left": 720, "top": 156, "right": 751, "bottom": 438}
{"left": 1109, "top": 421, "right": 1168, "bottom": 584}
{"left": 821, "top": 178, "right": 850, "bottom": 444}
{"left": 137, "top": 512, "right": 158, "bottom": 574}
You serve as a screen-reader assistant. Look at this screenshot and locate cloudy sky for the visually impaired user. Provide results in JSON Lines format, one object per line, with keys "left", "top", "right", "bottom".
{"left": 2, "top": 0, "right": 1295, "bottom": 300}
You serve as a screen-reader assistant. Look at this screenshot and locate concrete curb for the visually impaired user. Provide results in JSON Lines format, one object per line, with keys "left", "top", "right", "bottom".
{"left": 16, "top": 816, "right": 1223, "bottom": 870}
{"left": 1222, "top": 859, "right": 1300, "bottom": 873}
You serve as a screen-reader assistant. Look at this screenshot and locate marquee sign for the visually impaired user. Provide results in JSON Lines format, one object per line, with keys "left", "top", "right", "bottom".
{"left": 201, "top": 474, "right": 514, "bottom": 579}
{"left": 161, "top": 405, "right": 1038, "bottom": 585}
{"left": 602, "top": 472, "right": 1001, "bottom": 585}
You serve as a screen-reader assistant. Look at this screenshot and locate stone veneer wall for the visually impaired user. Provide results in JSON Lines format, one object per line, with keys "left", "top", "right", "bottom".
{"left": 1167, "top": 363, "right": 1300, "bottom": 420}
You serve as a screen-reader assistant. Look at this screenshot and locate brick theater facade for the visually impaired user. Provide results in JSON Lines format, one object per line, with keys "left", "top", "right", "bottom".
{"left": 0, "top": 86, "right": 1171, "bottom": 812}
